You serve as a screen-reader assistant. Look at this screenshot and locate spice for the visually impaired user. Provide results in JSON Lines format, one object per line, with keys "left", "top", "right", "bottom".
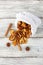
{"left": 5, "top": 23, "right": 13, "bottom": 37}
{"left": 6, "top": 42, "right": 11, "bottom": 47}
{"left": 26, "top": 47, "right": 30, "bottom": 51}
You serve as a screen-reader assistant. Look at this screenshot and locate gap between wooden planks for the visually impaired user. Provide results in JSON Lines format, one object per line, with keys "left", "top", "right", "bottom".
{"left": 0, "top": 38, "right": 43, "bottom": 57}
{"left": 0, "top": 1, "right": 43, "bottom": 18}
{"left": 0, "top": 58, "right": 43, "bottom": 65}
{"left": 0, "top": 18, "right": 42, "bottom": 57}
{"left": 0, "top": 18, "right": 43, "bottom": 37}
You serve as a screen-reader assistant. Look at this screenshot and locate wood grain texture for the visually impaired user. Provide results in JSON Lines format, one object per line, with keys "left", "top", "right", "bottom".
{"left": 0, "top": 58, "right": 43, "bottom": 65}
{"left": 0, "top": 38, "right": 43, "bottom": 57}
{"left": 0, "top": 1, "right": 43, "bottom": 18}
{"left": 0, "top": 19, "right": 42, "bottom": 37}
{"left": 0, "top": 0, "right": 43, "bottom": 65}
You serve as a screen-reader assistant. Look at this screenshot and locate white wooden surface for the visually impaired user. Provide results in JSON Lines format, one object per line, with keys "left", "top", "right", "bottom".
{"left": 0, "top": 0, "right": 43, "bottom": 65}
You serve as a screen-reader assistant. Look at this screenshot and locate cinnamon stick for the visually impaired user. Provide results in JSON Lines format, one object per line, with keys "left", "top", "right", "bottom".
{"left": 5, "top": 23, "right": 13, "bottom": 37}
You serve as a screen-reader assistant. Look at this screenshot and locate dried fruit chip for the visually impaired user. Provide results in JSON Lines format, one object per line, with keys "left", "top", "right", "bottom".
{"left": 9, "top": 21, "right": 32, "bottom": 50}
{"left": 9, "top": 35, "right": 15, "bottom": 41}
{"left": 12, "top": 39, "right": 17, "bottom": 46}
{"left": 18, "top": 21, "right": 22, "bottom": 25}
{"left": 21, "top": 22, "right": 26, "bottom": 28}
{"left": 20, "top": 37, "right": 27, "bottom": 44}
{"left": 10, "top": 29, "right": 15, "bottom": 35}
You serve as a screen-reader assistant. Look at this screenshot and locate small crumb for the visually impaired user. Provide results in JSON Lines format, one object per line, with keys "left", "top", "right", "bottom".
{"left": 25, "top": 46, "right": 30, "bottom": 51}
{"left": 6, "top": 42, "right": 11, "bottom": 47}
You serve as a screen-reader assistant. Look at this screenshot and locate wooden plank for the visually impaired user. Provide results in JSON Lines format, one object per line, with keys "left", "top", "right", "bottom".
{"left": 0, "top": 38, "right": 43, "bottom": 57}
{"left": 0, "top": 58, "right": 43, "bottom": 65}
{"left": 0, "top": 1, "right": 42, "bottom": 18}
{"left": 0, "top": 0, "right": 42, "bottom": 1}
{"left": 0, "top": 19, "right": 43, "bottom": 37}
{"left": 0, "top": 0, "right": 43, "bottom": 58}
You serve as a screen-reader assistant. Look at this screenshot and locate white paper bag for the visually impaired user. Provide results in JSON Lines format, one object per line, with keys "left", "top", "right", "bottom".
{"left": 0, "top": 12, "right": 41, "bottom": 37}
{"left": 15, "top": 12, "right": 41, "bottom": 36}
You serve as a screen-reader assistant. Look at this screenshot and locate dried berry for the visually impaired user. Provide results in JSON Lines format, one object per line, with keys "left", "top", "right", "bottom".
{"left": 6, "top": 42, "right": 11, "bottom": 47}
{"left": 26, "top": 47, "right": 30, "bottom": 51}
